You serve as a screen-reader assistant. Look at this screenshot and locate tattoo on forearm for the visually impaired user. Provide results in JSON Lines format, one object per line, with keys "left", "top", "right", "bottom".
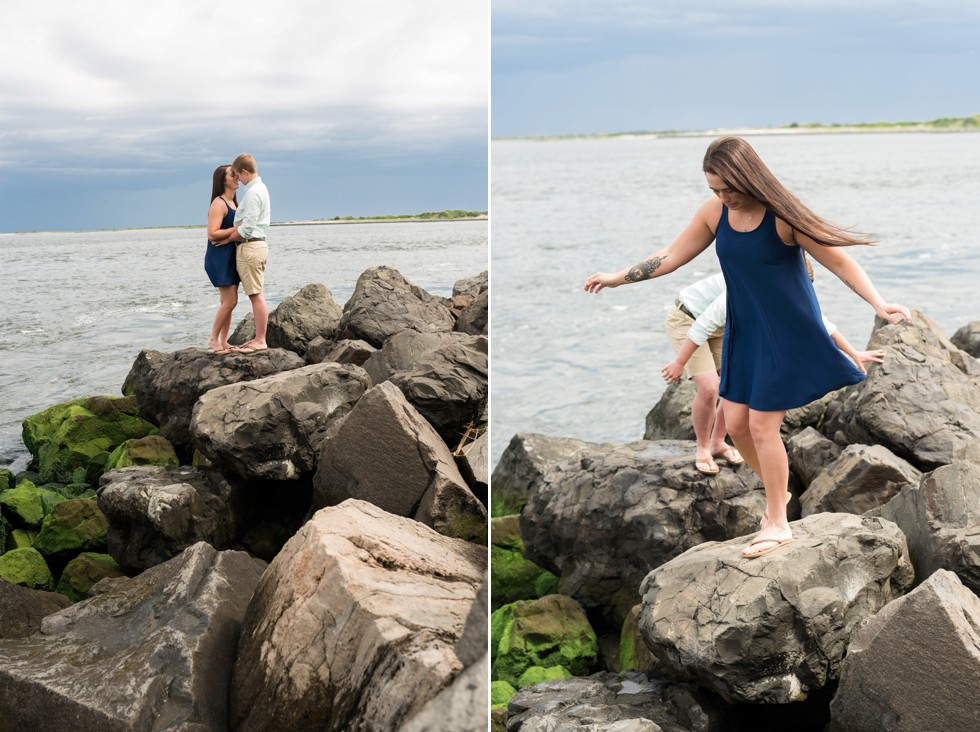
{"left": 625, "top": 255, "right": 666, "bottom": 283}
{"left": 844, "top": 278, "right": 859, "bottom": 295}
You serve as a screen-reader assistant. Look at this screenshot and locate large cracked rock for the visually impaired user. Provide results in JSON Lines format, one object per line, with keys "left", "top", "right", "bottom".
{"left": 191, "top": 362, "right": 370, "bottom": 481}
{"left": 363, "top": 330, "right": 488, "bottom": 446}
{"left": 491, "top": 432, "right": 604, "bottom": 513}
{"left": 823, "top": 311, "right": 980, "bottom": 469}
{"left": 505, "top": 672, "right": 706, "bottom": 732}
{"left": 264, "top": 282, "right": 343, "bottom": 354}
{"left": 871, "top": 460, "right": 980, "bottom": 593}
{"left": 97, "top": 465, "right": 249, "bottom": 570}
{"left": 638, "top": 513, "right": 914, "bottom": 704}
{"left": 230, "top": 499, "right": 485, "bottom": 731}
{"left": 400, "top": 579, "right": 489, "bottom": 732}
{"left": 337, "top": 265, "right": 455, "bottom": 347}
{"left": 122, "top": 347, "right": 306, "bottom": 453}
{"left": 0, "top": 542, "right": 266, "bottom": 731}
{"left": 786, "top": 426, "right": 842, "bottom": 489}
{"left": 313, "top": 381, "right": 486, "bottom": 542}
{"left": 800, "top": 443, "right": 921, "bottom": 517}
{"left": 829, "top": 569, "right": 980, "bottom": 732}
{"left": 520, "top": 439, "right": 766, "bottom": 625}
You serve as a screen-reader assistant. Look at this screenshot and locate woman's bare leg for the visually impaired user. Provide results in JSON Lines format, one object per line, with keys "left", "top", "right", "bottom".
{"left": 722, "top": 399, "right": 793, "bottom": 555}
{"left": 209, "top": 285, "right": 238, "bottom": 349}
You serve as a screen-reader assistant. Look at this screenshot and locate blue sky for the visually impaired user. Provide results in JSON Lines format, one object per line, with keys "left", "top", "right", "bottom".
{"left": 492, "top": 0, "right": 980, "bottom": 137}
{"left": 0, "top": 1, "right": 488, "bottom": 233}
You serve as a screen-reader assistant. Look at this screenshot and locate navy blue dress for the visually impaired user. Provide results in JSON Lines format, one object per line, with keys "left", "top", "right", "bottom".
{"left": 204, "top": 198, "right": 240, "bottom": 287}
{"left": 716, "top": 205, "right": 865, "bottom": 411}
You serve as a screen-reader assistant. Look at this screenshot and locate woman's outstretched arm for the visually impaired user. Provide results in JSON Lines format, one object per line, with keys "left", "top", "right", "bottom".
{"left": 584, "top": 197, "right": 720, "bottom": 293}
{"left": 796, "top": 231, "right": 912, "bottom": 324}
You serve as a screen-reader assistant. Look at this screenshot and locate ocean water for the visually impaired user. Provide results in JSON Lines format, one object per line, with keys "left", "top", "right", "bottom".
{"left": 0, "top": 220, "right": 487, "bottom": 470}
{"left": 490, "top": 132, "right": 979, "bottom": 467}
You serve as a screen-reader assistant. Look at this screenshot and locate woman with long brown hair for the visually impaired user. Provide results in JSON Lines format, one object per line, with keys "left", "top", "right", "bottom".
{"left": 204, "top": 164, "right": 240, "bottom": 354}
{"left": 584, "top": 136, "right": 911, "bottom": 558}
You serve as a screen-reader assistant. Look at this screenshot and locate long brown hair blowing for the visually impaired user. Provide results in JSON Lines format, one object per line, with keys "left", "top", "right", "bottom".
{"left": 703, "top": 136, "right": 872, "bottom": 247}
{"left": 210, "top": 165, "right": 238, "bottom": 205}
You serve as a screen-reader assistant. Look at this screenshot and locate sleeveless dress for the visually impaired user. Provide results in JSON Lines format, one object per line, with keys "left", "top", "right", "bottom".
{"left": 204, "top": 198, "right": 240, "bottom": 287}
{"left": 715, "top": 205, "right": 864, "bottom": 411}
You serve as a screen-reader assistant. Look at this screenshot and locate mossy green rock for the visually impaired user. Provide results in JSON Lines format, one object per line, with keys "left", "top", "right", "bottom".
{"left": 619, "top": 603, "right": 659, "bottom": 673}
{"left": 491, "top": 514, "right": 560, "bottom": 610}
{"left": 11, "top": 528, "right": 37, "bottom": 549}
{"left": 490, "top": 679, "right": 517, "bottom": 709}
{"left": 0, "top": 513, "right": 11, "bottom": 553}
{"left": 32, "top": 498, "right": 109, "bottom": 558}
{"left": 0, "top": 467, "right": 14, "bottom": 491}
{"left": 21, "top": 395, "right": 159, "bottom": 484}
{"left": 0, "top": 547, "right": 54, "bottom": 590}
{"left": 56, "top": 552, "right": 126, "bottom": 602}
{"left": 490, "top": 594, "right": 598, "bottom": 687}
{"left": 516, "top": 664, "right": 573, "bottom": 688}
{"left": 103, "top": 434, "right": 180, "bottom": 472}
{"left": 0, "top": 481, "right": 46, "bottom": 527}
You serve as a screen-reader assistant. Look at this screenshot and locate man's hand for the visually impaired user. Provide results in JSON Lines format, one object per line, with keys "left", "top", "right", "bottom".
{"left": 661, "top": 360, "right": 684, "bottom": 384}
{"left": 584, "top": 272, "right": 621, "bottom": 294}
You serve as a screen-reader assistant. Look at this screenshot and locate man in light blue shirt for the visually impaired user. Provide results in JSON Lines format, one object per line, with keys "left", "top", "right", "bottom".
{"left": 229, "top": 153, "right": 271, "bottom": 353}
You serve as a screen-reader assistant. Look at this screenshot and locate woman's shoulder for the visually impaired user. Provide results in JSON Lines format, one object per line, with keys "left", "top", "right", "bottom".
{"left": 697, "top": 196, "right": 724, "bottom": 231}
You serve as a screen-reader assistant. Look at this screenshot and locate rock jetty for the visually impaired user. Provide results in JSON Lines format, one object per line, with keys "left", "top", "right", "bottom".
{"left": 492, "top": 311, "right": 980, "bottom": 732}
{"left": 0, "top": 266, "right": 488, "bottom": 731}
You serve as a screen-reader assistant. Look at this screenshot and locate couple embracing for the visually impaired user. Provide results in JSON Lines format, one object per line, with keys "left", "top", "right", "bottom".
{"left": 204, "top": 153, "right": 271, "bottom": 355}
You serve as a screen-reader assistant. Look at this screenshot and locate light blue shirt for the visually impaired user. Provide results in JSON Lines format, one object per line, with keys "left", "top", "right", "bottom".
{"left": 234, "top": 176, "right": 271, "bottom": 241}
{"left": 679, "top": 273, "right": 835, "bottom": 345}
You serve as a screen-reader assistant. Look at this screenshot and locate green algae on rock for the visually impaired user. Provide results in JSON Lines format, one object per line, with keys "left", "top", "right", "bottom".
{"left": 32, "top": 498, "right": 109, "bottom": 559}
{"left": 21, "top": 395, "right": 159, "bottom": 484}
{"left": 56, "top": 552, "right": 127, "bottom": 602}
{"left": 491, "top": 514, "right": 558, "bottom": 609}
{"left": 490, "top": 679, "right": 517, "bottom": 710}
{"left": 490, "top": 594, "right": 598, "bottom": 687}
{"left": 0, "top": 481, "right": 46, "bottom": 527}
{"left": 516, "top": 664, "right": 573, "bottom": 688}
{"left": 104, "top": 434, "right": 180, "bottom": 472}
{"left": 0, "top": 547, "right": 54, "bottom": 590}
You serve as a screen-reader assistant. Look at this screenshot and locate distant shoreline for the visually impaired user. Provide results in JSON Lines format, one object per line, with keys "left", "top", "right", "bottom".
{"left": 1, "top": 213, "right": 487, "bottom": 237}
{"left": 495, "top": 116, "right": 980, "bottom": 143}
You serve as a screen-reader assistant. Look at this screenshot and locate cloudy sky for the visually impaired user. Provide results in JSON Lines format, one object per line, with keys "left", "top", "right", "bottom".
{"left": 0, "top": 0, "right": 488, "bottom": 232}
{"left": 492, "top": 0, "right": 980, "bottom": 137}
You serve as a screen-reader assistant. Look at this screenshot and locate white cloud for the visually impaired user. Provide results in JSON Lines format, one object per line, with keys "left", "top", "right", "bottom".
{"left": 0, "top": 0, "right": 488, "bottom": 170}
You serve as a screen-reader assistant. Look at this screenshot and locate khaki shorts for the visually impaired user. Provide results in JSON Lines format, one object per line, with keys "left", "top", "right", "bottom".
{"left": 664, "top": 303, "right": 724, "bottom": 379}
{"left": 237, "top": 241, "right": 268, "bottom": 296}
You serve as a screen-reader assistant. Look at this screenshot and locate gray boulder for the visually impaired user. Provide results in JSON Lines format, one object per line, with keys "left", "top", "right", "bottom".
{"left": 872, "top": 461, "right": 980, "bottom": 593}
{"left": 363, "top": 330, "right": 488, "bottom": 446}
{"left": 230, "top": 499, "right": 486, "bottom": 731}
{"left": 781, "top": 392, "right": 835, "bottom": 439}
{"left": 0, "top": 542, "right": 265, "bottom": 731}
{"left": 455, "top": 289, "right": 488, "bottom": 336}
{"left": 191, "top": 362, "right": 370, "bottom": 481}
{"left": 452, "top": 270, "right": 488, "bottom": 299}
{"left": 324, "top": 338, "right": 377, "bottom": 366}
{"left": 457, "top": 430, "right": 489, "bottom": 504}
{"left": 830, "top": 569, "right": 980, "bottom": 732}
{"left": 313, "top": 381, "right": 486, "bottom": 542}
{"left": 638, "top": 513, "right": 914, "bottom": 703}
{"left": 823, "top": 311, "right": 980, "bottom": 469}
{"left": 338, "top": 265, "right": 455, "bottom": 347}
{"left": 950, "top": 320, "right": 980, "bottom": 358}
{"left": 491, "top": 432, "right": 594, "bottom": 512}
{"left": 786, "top": 426, "right": 842, "bottom": 488}
{"left": 303, "top": 335, "right": 336, "bottom": 363}
{"left": 401, "top": 579, "right": 489, "bottom": 732}
{"left": 505, "top": 672, "right": 705, "bottom": 732}
{"left": 122, "top": 347, "right": 305, "bottom": 452}
{"left": 265, "top": 282, "right": 343, "bottom": 354}
{"left": 643, "top": 381, "right": 696, "bottom": 441}
{"left": 521, "top": 439, "right": 766, "bottom": 625}
{"left": 97, "top": 465, "right": 248, "bottom": 570}
{"left": 0, "top": 579, "right": 72, "bottom": 639}
{"left": 800, "top": 443, "right": 921, "bottom": 517}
